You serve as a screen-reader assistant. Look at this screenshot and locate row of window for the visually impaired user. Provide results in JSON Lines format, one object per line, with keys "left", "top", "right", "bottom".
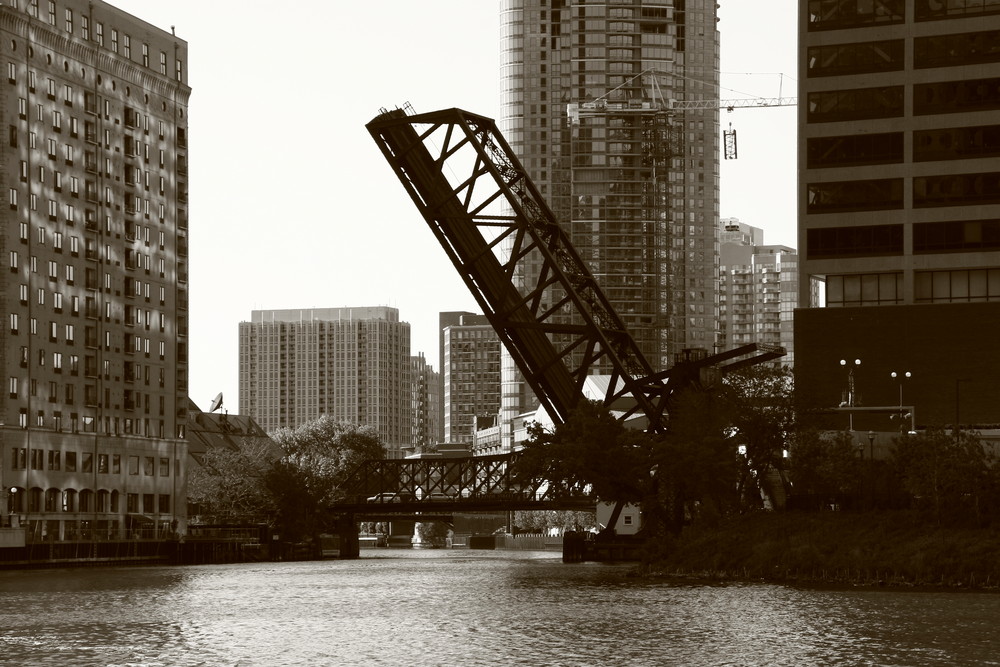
{"left": 807, "top": 171, "right": 1000, "bottom": 213}
{"left": 807, "top": 29, "right": 1000, "bottom": 77}
{"left": 808, "top": 0, "right": 1000, "bottom": 30}
{"left": 7, "top": 486, "right": 171, "bottom": 515}
{"left": 808, "top": 220, "right": 1000, "bottom": 259}
{"left": 15, "top": 0, "right": 183, "bottom": 80}
{"left": 807, "top": 125, "right": 1000, "bottom": 168}
{"left": 825, "top": 268, "right": 1000, "bottom": 306}
{"left": 11, "top": 409, "right": 173, "bottom": 437}
{"left": 808, "top": 78, "right": 1000, "bottom": 123}
{"left": 10, "top": 448, "right": 171, "bottom": 476}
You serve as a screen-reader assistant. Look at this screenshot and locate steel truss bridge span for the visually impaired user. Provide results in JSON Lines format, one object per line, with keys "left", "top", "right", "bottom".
{"left": 334, "top": 452, "right": 594, "bottom": 516}
{"left": 366, "top": 107, "right": 784, "bottom": 434}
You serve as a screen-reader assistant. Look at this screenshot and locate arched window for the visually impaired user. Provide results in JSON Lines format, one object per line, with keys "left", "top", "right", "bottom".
{"left": 28, "top": 487, "right": 43, "bottom": 512}
{"left": 79, "top": 489, "right": 94, "bottom": 512}
{"left": 44, "top": 488, "right": 60, "bottom": 512}
{"left": 96, "top": 489, "right": 109, "bottom": 513}
{"left": 110, "top": 489, "right": 120, "bottom": 513}
{"left": 62, "top": 488, "right": 77, "bottom": 512}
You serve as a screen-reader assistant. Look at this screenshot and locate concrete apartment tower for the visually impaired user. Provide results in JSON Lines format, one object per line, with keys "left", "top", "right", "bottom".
{"left": 719, "top": 218, "right": 798, "bottom": 365}
{"left": 238, "top": 307, "right": 412, "bottom": 458}
{"left": 498, "top": 1, "right": 720, "bottom": 447}
{"left": 442, "top": 314, "right": 501, "bottom": 446}
{"left": 0, "top": 1, "right": 191, "bottom": 543}
{"left": 796, "top": 2, "right": 1000, "bottom": 426}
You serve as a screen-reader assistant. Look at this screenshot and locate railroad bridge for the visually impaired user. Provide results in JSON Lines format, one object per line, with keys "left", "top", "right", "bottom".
{"left": 336, "top": 106, "right": 784, "bottom": 560}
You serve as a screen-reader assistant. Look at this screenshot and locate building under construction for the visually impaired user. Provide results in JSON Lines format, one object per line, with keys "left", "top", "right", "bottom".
{"left": 498, "top": 0, "right": 720, "bottom": 447}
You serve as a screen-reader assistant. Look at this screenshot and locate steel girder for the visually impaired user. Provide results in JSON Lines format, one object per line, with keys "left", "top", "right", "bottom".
{"left": 367, "top": 107, "right": 671, "bottom": 432}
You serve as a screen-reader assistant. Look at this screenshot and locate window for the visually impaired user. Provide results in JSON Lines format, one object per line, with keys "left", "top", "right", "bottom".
{"left": 98, "top": 454, "right": 108, "bottom": 473}
{"left": 160, "top": 457, "right": 170, "bottom": 476}
{"left": 129, "top": 455, "right": 139, "bottom": 475}
{"left": 64, "top": 8, "right": 73, "bottom": 33}
{"left": 48, "top": 450, "right": 60, "bottom": 470}
{"left": 916, "top": 268, "right": 1000, "bottom": 303}
{"left": 916, "top": 0, "right": 1000, "bottom": 21}
{"left": 807, "top": 179, "right": 903, "bottom": 213}
{"left": 915, "top": 77, "right": 1000, "bottom": 116}
{"left": 81, "top": 14, "right": 89, "bottom": 40}
{"left": 808, "top": 0, "right": 904, "bottom": 31}
{"left": 142, "top": 43, "right": 149, "bottom": 68}
{"left": 807, "top": 86, "right": 904, "bottom": 123}
{"left": 158, "top": 494, "right": 170, "bottom": 513}
{"left": 159, "top": 51, "right": 167, "bottom": 75}
{"left": 111, "top": 29, "right": 118, "bottom": 53}
{"left": 915, "top": 220, "right": 1000, "bottom": 253}
{"left": 123, "top": 34, "right": 131, "bottom": 59}
{"left": 809, "top": 40, "right": 905, "bottom": 78}
{"left": 914, "top": 125, "right": 1000, "bottom": 163}
{"left": 96, "top": 22, "right": 103, "bottom": 46}
{"left": 914, "top": 172, "right": 1000, "bottom": 208}
{"left": 826, "top": 272, "right": 903, "bottom": 307}
{"left": 7, "top": 61, "right": 14, "bottom": 83}
{"left": 65, "top": 451, "right": 77, "bottom": 472}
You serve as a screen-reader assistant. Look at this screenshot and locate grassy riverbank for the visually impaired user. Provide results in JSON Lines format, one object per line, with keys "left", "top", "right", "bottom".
{"left": 642, "top": 511, "right": 1000, "bottom": 589}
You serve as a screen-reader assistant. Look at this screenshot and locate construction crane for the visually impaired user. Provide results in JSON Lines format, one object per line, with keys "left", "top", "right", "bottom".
{"left": 571, "top": 68, "right": 796, "bottom": 159}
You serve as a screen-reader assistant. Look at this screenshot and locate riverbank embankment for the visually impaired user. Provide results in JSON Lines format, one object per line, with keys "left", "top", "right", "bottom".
{"left": 643, "top": 511, "right": 1000, "bottom": 590}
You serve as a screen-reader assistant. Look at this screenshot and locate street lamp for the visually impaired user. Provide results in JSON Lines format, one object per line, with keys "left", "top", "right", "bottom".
{"left": 867, "top": 430, "right": 876, "bottom": 462}
{"left": 890, "top": 371, "right": 912, "bottom": 433}
{"left": 840, "top": 358, "right": 861, "bottom": 430}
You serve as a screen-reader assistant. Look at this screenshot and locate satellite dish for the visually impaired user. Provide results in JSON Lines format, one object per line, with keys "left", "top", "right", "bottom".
{"left": 208, "top": 392, "right": 223, "bottom": 413}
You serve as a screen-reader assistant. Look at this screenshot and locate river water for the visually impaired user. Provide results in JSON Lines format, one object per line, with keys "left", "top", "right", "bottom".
{"left": 1, "top": 549, "right": 999, "bottom": 666}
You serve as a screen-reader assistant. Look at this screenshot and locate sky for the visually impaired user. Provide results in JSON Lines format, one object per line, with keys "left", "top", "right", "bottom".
{"left": 107, "top": 0, "right": 798, "bottom": 413}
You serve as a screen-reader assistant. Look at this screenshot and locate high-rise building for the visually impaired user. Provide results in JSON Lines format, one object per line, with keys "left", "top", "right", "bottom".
{"left": 0, "top": 1, "right": 190, "bottom": 544}
{"left": 796, "top": 2, "right": 1000, "bottom": 426}
{"left": 498, "top": 1, "right": 720, "bottom": 447}
{"left": 409, "top": 353, "right": 440, "bottom": 453}
{"left": 719, "top": 219, "right": 798, "bottom": 364}
{"left": 238, "top": 307, "right": 412, "bottom": 457}
{"left": 442, "top": 315, "right": 500, "bottom": 445}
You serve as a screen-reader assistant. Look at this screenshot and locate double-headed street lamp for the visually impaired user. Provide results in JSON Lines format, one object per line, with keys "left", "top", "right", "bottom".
{"left": 890, "top": 371, "right": 912, "bottom": 433}
{"left": 840, "top": 358, "right": 861, "bottom": 430}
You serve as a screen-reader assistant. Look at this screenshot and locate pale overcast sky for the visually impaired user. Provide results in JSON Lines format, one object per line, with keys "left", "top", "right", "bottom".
{"left": 108, "top": 0, "right": 797, "bottom": 412}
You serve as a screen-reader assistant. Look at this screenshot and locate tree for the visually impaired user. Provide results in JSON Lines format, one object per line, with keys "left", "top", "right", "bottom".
{"left": 267, "top": 417, "right": 386, "bottom": 544}
{"left": 187, "top": 437, "right": 278, "bottom": 523}
{"left": 722, "top": 365, "right": 795, "bottom": 510}
{"left": 516, "top": 400, "right": 653, "bottom": 506}
{"left": 786, "top": 428, "right": 863, "bottom": 509}
{"left": 891, "top": 427, "right": 994, "bottom": 525}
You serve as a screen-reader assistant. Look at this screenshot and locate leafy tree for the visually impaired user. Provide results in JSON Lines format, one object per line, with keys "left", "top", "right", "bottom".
{"left": 786, "top": 428, "right": 863, "bottom": 508}
{"left": 890, "top": 427, "right": 994, "bottom": 525}
{"left": 516, "top": 400, "right": 653, "bottom": 505}
{"left": 267, "top": 417, "right": 386, "bottom": 543}
{"left": 187, "top": 437, "right": 278, "bottom": 523}
{"left": 723, "top": 365, "right": 795, "bottom": 510}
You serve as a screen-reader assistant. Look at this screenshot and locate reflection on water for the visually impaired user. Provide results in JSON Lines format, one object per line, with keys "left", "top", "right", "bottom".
{"left": 1, "top": 550, "right": 999, "bottom": 666}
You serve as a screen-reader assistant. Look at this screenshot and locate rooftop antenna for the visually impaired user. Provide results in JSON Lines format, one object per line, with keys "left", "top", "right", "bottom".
{"left": 208, "top": 392, "right": 223, "bottom": 413}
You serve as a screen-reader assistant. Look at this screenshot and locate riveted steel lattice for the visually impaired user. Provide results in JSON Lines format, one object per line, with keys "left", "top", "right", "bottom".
{"left": 367, "top": 107, "right": 672, "bottom": 432}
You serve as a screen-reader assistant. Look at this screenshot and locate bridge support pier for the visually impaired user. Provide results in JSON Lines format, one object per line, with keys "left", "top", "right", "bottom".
{"left": 335, "top": 514, "right": 360, "bottom": 559}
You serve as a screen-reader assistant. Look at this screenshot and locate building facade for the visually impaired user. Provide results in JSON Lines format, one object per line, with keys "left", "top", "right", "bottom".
{"left": 442, "top": 315, "right": 500, "bottom": 445}
{"left": 498, "top": 0, "right": 720, "bottom": 447}
{"left": 409, "top": 353, "right": 439, "bottom": 454}
{"left": 238, "top": 307, "right": 412, "bottom": 457}
{"left": 719, "top": 218, "right": 798, "bottom": 364}
{"left": 0, "top": 0, "right": 190, "bottom": 545}
{"left": 796, "top": 1, "right": 1000, "bottom": 426}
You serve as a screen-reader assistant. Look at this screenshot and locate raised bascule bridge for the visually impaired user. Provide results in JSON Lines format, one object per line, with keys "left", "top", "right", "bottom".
{"left": 328, "top": 107, "right": 782, "bottom": 558}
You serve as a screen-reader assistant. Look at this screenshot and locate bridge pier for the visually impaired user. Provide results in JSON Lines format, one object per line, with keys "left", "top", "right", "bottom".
{"left": 335, "top": 514, "right": 360, "bottom": 559}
